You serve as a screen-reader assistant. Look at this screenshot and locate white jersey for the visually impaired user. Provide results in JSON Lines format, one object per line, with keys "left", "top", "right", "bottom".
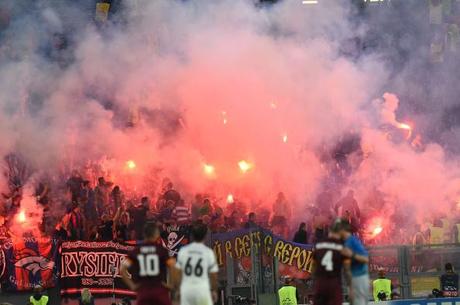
{"left": 176, "top": 242, "right": 218, "bottom": 288}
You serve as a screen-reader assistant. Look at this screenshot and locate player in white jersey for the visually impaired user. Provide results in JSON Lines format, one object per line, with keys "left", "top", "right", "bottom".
{"left": 175, "top": 223, "right": 219, "bottom": 305}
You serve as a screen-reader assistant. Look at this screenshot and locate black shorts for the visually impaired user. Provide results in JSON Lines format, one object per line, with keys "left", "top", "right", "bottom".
{"left": 314, "top": 278, "right": 343, "bottom": 305}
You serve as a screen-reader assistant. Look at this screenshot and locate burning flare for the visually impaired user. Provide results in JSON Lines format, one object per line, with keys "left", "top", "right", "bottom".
{"left": 282, "top": 133, "right": 288, "bottom": 143}
{"left": 238, "top": 160, "right": 253, "bottom": 173}
{"left": 221, "top": 111, "right": 228, "bottom": 125}
{"left": 397, "top": 122, "right": 412, "bottom": 139}
{"left": 203, "top": 163, "right": 215, "bottom": 176}
{"left": 17, "top": 211, "right": 26, "bottom": 223}
{"left": 227, "top": 194, "right": 234, "bottom": 204}
{"left": 126, "top": 160, "right": 137, "bottom": 169}
{"left": 371, "top": 226, "right": 383, "bottom": 237}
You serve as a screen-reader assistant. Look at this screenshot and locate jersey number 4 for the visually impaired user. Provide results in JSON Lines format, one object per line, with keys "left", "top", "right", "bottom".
{"left": 184, "top": 258, "right": 203, "bottom": 277}
{"left": 321, "top": 250, "right": 334, "bottom": 271}
{"left": 137, "top": 254, "right": 160, "bottom": 276}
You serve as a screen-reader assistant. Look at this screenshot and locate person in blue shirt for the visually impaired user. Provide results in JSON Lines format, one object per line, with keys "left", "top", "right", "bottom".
{"left": 338, "top": 219, "right": 370, "bottom": 305}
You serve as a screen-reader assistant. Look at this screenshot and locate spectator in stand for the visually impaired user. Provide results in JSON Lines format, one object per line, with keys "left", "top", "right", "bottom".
{"left": 158, "top": 181, "right": 181, "bottom": 208}
{"left": 54, "top": 214, "right": 70, "bottom": 240}
{"left": 79, "top": 288, "right": 95, "bottom": 305}
{"left": 199, "top": 198, "right": 213, "bottom": 219}
{"left": 440, "top": 263, "right": 459, "bottom": 297}
{"left": 35, "top": 180, "right": 50, "bottom": 206}
{"left": 97, "top": 213, "right": 115, "bottom": 241}
{"left": 225, "top": 211, "right": 239, "bottom": 230}
{"left": 191, "top": 194, "right": 204, "bottom": 220}
{"left": 244, "top": 212, "right": 258, "bottom": 229}
{"left": 110, "top": 185, "right": 124, "bottom": 209}
{"left": 81, "top": 181, "right": 98, "bottom": 232}
{"left": 272, "top": 192, "right": 291, "bottom": 237}
{"left": 128, "top": 197, "right": 149, "bottom": 240}
{"left": 335, "top": 190, "right": 360, "bottom": 233}
{"left": 293, "top": 222, "right": 309, "bottom": 244}
{"left": 68, "top": 203, "right": 84, "bottom": 241}
{"left": 88, "top": 224, "right": 98, "bottom": 241}
{"left": 315, "top": 190, "right": 335, "bottom": 216}
{"left": 66, "top": 171, "right": 84, "bottom": 203}
{"left": 94, "top": 177, "right": 111, "bottom": 216}
{"left": 311, "top": 207, "right": 329, "bottom": 242}
{"left": 159, "top": 200, "right": 175, "bottom": 222}
{"left": 257, "top": 207, "right": 271, "bottom": 229}
{"left": 172, "top": 199, "right": 191, "bottom": 225}
{"left": 115, "top": 204, "right": 130, "bottom": 242}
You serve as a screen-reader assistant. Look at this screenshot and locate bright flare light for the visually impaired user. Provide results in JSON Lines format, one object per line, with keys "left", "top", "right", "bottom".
{"left": 17, "top": 211, "right": 26, "bottom": 223}
{"left": 222, "top": 111, "right": 228, "bottom": 125}
{"left": 398, "top": 123, "right": 411, "bottom": 130}
{"left": 397, "top": 122, "right": 413, "bottom": 139}
{"left": 227, "top": 194, "right": 234, "bottom": 204}
{"left": 126, "top": 160, "right": 136, "bottom": 169}
{"left": 372, "top": 226, "right": 383, "bottom": 237}
{"left": 282, "top": 134, "right": 288, "bottom": 143}
{"left": 238, "top": 160, "right": 253, "bottom": 173}
{"left": 203, "top": 164, "right": 215, "bottom": 175}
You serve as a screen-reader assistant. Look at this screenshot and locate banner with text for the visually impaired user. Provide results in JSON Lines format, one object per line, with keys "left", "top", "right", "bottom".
{"left": 211, "top": 229, "right": 314, "bottom": 279}
{"left": 59, "top": 241, "right": 135, "bottom": 297}
{"left": 0, "top": 237, "right": 60, "bottom": 291}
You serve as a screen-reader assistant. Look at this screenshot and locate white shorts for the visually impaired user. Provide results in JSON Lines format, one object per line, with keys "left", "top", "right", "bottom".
{"left": 180, "top": 285, "right": 213, "bottom": 305}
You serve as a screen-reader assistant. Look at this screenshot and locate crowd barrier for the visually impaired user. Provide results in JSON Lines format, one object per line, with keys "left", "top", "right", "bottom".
{"left": 298, "top": 298, "right": 460, "bottom": 305}
{"left": 369, "top": 298, "right": 460, "bottom": 305}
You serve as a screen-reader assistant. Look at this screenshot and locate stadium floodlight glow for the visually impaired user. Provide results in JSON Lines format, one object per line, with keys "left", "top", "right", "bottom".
{"left": 302, "top": 0, "right": 318, "bottom": 4}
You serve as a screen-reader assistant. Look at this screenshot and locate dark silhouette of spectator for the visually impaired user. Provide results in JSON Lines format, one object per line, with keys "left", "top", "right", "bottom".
{"left": 440, "top": 263, "right": 459, "bottom": 297}
{"left": 115, "top": 205, "right": 130, "bottom": 241}
{"left": 225, "top": 211, "right": 239, "bottom": 230}
{"left": 66, "top": 171, "right": 84, "bottom": 203}
{"left": 95, "top": 177, "right": 112, "bottom": 216}
{"left": 97, "top": 213, "right": 115, "bottom": 241}
{"left": 129, "top": 197, "right": 149, "bottom": 240}
{"left": 68, "top": 203, "right": 84, "bottom": 241}
{"left": 110, "top": 185, "right": 123, "bottom": 209}
{"left": 191, "top": 194, "right": 204, "bottom": 220}
{"left": 335, "top": 190, "right": 360, "bottom": 219}
{"left": 35, "top": 181, "right": 50, "bottom": 206}
{"left": 81, "top": 181, "right": 98, "bottom": 229}
{"left": 244, "top": 212, "right": 258, "bottom": 229}
{"left": 335, "top": 190, "right": 360, "bottom": 232}
{"left": 293, "top": 222, "right": 309, "bottom": 244}
{"left": 272, "top": 192, "right": 291, "bottom": 237}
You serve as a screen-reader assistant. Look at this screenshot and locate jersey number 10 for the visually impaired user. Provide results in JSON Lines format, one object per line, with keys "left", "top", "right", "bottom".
{"left": 137, "top": 254, "right": 160, "bottom": 276}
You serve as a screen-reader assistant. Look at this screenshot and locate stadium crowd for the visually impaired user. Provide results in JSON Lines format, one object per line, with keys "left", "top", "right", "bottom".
{"left": 0, "top": 0, "right": 460, "bottom": 246}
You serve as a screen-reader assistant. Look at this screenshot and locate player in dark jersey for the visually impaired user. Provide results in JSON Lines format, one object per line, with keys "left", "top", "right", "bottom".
{"left": 312, "top": 219, "right": 352, "bottom": 305}
{"left": 120, "top": 222, "right": 175, "bottom": 305}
